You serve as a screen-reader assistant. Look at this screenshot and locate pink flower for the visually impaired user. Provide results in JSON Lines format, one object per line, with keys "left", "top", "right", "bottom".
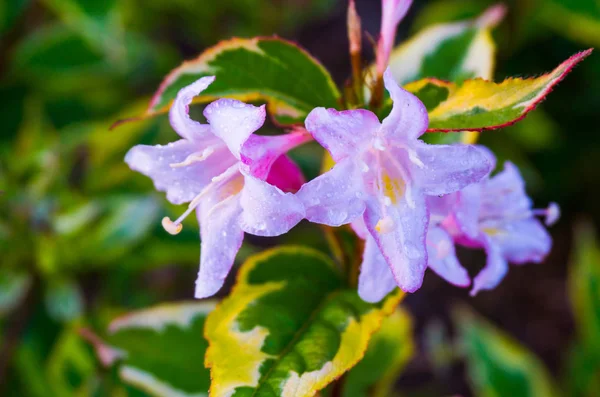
{"left": 427, "top": 159, "right": 558, "bottom": 296}
{"left": 298, "top": 70, "right": 492, "bottom": 302}
{"left": 376, "top": 0, "right": 413, "bottom": 79}
{"left": 125, "top": 77, "right": 308, "bottom": 298}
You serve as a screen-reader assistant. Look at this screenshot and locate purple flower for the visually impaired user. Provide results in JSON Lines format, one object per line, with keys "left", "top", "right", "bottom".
{"left": 428, "top": 160, "right": 558, "bottom": 296}
{"left": 125, "top": 77, "right": 308, "bottom": 298}
{"left": 298, "top": 70, "right": 493, "bottom": 302}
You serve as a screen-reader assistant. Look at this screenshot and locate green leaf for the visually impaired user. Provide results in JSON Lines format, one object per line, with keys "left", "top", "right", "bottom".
{"left": 457, "top": 308, "right": 558, "bottom": 397}
{"left": 565, "top": 341, "right": 600, "bottom": 397}
{"left": 46, "top": 323, "right": 97, "bottom": 395}
{"left": 0, "top": 269, "right": 31, "bottom": 317}
{"left": 81, "top": 195, "right": 161, "bottom": 264}
{"left": 568, "top": 223, "right": 600, "bottom": 352}
{"left": 40, "top": 0, "right": 126, "bottom": 61}
{"left": 44, "top": 278, "right": 84, "bottom": 322}
{"left": 12, "top": 24, "right": 107, "bottom": 80}
{"left": 85, "top": 301, "right": 215, "bottom": 397}
{"left": 384, "top": 4, "right": 505, "bottom": 85}
{"left": 136, "top": 37, "right": 340, "bottom": 126}
{"left": 343, "top": 309, "right": 414, "bottom": 397}
{"left": 540, "top": 0, "right": 600, "bottom": 47}
{"left": 0, "top": 0, "right": 31, "bottom": 35}
{"left": 205, "top": 246, "right": 404, "bottom": 397}
{"left": 402, "top": 50, "right": 591, "bottom": 133}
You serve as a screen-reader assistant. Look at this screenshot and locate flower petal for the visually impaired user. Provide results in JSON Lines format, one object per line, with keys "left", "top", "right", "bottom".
{"left": 381, "top": 70, "right": 429, "bottom": 140}
{"left": 409, "top": 141, "right": 492, "bottom": 196}
{"left": 471, "top": 237, "right": 508, "bottom": 296}
{"left": 297, "top": 158, "right": 366, "bottom": 227}
{"left": 427, "top": 226, "right": 470, "bottom": 287}
{"left": 351, "top": 217, "right": 369, "bottom": 239}
{"left": 495, "top": 219, "right": 552, "bottom": 264}
{"left": 430, "top": 184, "right": 481, "bottom": 239}
{"left": 240, "top": 130, "right": 310, "bottom": 180}
{"left": 125, "top": 140, "right": 235, "bottom": 205}
{"left": 480, "top": 161, "right": 531, "bottom": 218}
{"left": 195, "top": 194, "right": 244, "bottom": 299}
{"left": 358, "top": 236, "right": 398, "bottom": 303}
{"left": 304, "top": 108, "right": 379, "bottom": 162}
{"left": 240, "top": 174, "right": 305, "bottom": 237}
{"left": 266, "top": 154, "right": 306, "bottom": 193}
{"left": 169, "top": 76, "right": 216, "bottom": 141}
{"left": 204, "top": 99, "right": 266, "bottom": 158}
{"left": 363, "top": 189, "right": 429, "bottom": 293}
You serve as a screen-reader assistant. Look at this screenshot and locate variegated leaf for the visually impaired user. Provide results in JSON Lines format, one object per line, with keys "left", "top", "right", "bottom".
{"left": 204, "top": 246, "right": 404, "bottom": 397}
{"left": 343, "top": 309, "right": 414, "bottom": 397}
{"left": 117, "top": 37, "right": 340, "bottom": 128}
{"left": 424, "top": 50, "right": 591, "bottom": 132}
{"left": 384, "top": 4, "right": 505, "bottom": 85}
{"left": 371, "top": 5, "right": 505, "bottom": 145}
{"left": 391, "top": 50, "right": 590, "bottom": 135}
{"left": 85, "top": 301, "right": 215, "bottom": 397}
{"left": 457, "top": 308, "right": 558, "bottom": 397}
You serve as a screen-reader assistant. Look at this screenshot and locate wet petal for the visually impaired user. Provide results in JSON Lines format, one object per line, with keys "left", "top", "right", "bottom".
{"left": 495, "top": 219, "right": 552, "bottom": 264}
{"left": 427, "top": 226, "right": 470, "bottom": 287}
{"left": 480, "top": 161, "right": 531, "bottom": 218}
{"left": 297, "top": 158, "right": 366, "bottom": 227}
{"left": 351, "top": 217, "right": 369, "bottom": 239}
{"left": 432, "top": 184, "right": 481, "bottom": 239}
{"left": 240, "top": 130, "right": 310, "bottom": 180}
{"left": 196, "top": 194, "right": 244, "bottom": 299}
{"left": 266, "top": 155, "right": 306, "bottom": 193}
{"left": 410, "top": 141, "right": 492, "bottom": 196}
{"left": 239, "top": 174, "right": 305, "bottom": 237}
{"left": 363, "top": 189, "right": 429, "bottom": 293}
{"left": 169, "top": 76, "right": 215, "bottom": 141}
{"left": 358, "top": 236, "right": 398, "bottom": 303}
{"left": 305, "top": 108, "right": 379, "bottom": 162}
{"left": 125, "top": 140, "right": 235, "bottom": 205}
{"left": 471, "top": 237, "right": 508, "bottom": 296}
{"left": 381, "top": 70, "right": 429, "bottom": 140}
{"left": 204, "top": 99, "right": 266, "bottom": 158}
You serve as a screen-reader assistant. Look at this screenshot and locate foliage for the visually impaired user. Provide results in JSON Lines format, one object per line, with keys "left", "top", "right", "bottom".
{"left": 0, "top": 0, "right": 597, "bottom": 396}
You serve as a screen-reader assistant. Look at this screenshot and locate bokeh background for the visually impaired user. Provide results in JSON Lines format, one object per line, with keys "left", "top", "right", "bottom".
{"left": 1, "top": 0, "right": 599, "bottom": 395}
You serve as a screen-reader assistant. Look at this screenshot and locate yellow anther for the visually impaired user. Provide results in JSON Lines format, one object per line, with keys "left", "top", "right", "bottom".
{"left": 162, "top": 217, "right": 183, "bottom": 235}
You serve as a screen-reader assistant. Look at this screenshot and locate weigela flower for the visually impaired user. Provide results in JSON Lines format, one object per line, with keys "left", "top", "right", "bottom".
{"left": 125, "top": 77, "right": 308, "bottom": 298}
{"left": 377, "top": 0, "right": 413, "bottom": 79}
{"left": 298, "top": 70, "right": 493, "bottom": 302}
{"left": 428, "top": 159, "right": 559, "bottom": 295}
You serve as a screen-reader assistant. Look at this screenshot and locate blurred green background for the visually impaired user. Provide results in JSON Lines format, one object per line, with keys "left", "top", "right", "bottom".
{"left": 1, "top": 0, "right": 599, "bottom": 395}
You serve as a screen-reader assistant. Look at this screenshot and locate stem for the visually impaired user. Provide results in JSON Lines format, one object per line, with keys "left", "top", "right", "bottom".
{"left": 369, "top": 77, "right": 384, "bottom": 110}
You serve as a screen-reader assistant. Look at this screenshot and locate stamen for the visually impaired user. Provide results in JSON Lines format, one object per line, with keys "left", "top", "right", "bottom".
{"left": 162, "top": 217, "right": 183, "bottom": 235}
{"left": 532, "top": 202, "right": 560, "bottom": 226}
{"left": 170, "top": 147, "right": 216, "bottom": 168}
{"left": 161, "top": 164, "right": 240, "bottom": 235}
{"left": 392, "top": 142, "right": 424, "bottom": 168}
